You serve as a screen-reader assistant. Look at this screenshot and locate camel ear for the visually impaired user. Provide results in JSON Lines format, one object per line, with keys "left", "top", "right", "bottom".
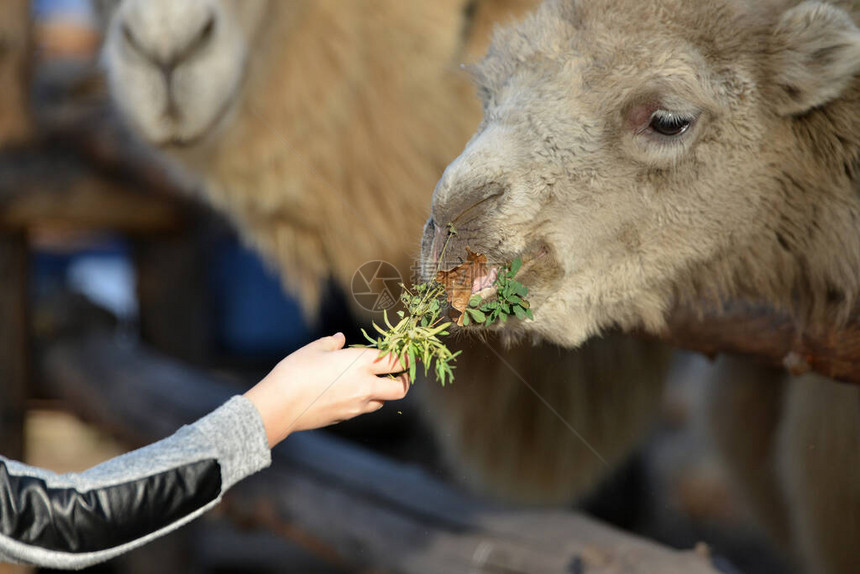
{"left": 769, "top": 1, "right": 860, "bottom": 116}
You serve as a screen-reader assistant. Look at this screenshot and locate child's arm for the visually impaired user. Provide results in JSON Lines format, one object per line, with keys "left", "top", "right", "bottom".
{"left": 0, "top": 333, "right": 408, "bottom": 569}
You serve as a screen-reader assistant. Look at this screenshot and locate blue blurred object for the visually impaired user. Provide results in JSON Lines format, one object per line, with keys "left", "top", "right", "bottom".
{"left": 67, "top": 256, "right": 137, "bottom": 321}
{"left": 210, "top": 238, "right": 311, "bottom": 356}
{"left": 33, "top": 0, "right": 94, "bottom": 24}
{"left": 32, "top": 238, "right": 133, "bottom": 309}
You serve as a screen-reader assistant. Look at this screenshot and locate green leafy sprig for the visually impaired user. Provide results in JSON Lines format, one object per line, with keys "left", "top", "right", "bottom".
{"left": 462, "top": 257, "right": 533, "bottom": 326}
{"left": 360, "top": 281, "right": 461, "bottom": 386}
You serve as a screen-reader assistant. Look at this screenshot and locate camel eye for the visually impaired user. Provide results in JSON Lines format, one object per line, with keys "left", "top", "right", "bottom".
{"left": 648, "top": 111, "right": 694, "bottom": 137}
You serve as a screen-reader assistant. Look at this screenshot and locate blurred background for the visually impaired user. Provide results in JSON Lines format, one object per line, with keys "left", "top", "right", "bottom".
{"left": 0, "top": 1, "right": 793, "bottom": 573}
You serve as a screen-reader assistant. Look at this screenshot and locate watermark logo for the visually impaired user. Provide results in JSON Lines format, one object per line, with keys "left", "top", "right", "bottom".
{"left": 351, "top": 260, "right": 403, "bottom": 312}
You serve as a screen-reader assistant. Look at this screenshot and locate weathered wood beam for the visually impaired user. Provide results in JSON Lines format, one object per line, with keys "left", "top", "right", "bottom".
{"left": 40, "top": 332, "right": 720, "bottom": 574}
{"left": 0, "top": 233, "right": 29, "bottom": 460}
{"left": 134, "top": 231, "right": 211, "bottom": 365}
{"left": 0, "top": 147, "right": 187, "bottom": 234}
{"left": 656, "top": 302, "right": 860, "bottom": 385}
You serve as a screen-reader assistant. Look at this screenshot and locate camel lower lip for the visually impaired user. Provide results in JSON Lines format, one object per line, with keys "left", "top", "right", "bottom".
{"left": 472, "top": 267, "right": 498, "bottom": 293}
{"left": 160, "top": 129, "right": 209, "bottom": 149}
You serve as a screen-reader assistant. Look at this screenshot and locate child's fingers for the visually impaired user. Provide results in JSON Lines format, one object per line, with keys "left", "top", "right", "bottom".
{"left": 368, "top": 351, "right": 408, "bottom": 375}
{"left": 373, "top": 374, "right": 410, "bottom": 401}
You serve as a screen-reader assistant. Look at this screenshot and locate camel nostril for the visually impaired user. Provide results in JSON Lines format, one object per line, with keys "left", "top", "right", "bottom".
{"left": 182, "top": 12, "right": 216, "bottom": 61}
{"left": 122, "top": 21, "right": 148, "bottom": 61}
{"left": 200, "top": 14, "right": 215, "bottom": 44}
{"left": 120, "top": 11, "right": 216, "bottom": 69}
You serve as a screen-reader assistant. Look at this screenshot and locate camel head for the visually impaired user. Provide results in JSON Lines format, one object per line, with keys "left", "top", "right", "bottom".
{"left": 101, "top": 0, "right": 267, "bottom": 148}
{"left": 423, "top": 0, "right": 860, "bottom": 347}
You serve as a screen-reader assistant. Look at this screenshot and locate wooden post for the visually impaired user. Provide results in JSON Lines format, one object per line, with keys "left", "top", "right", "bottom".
{"left": 0, "top": 233, "right": 29, "bottom": 460}
{"left": 134, "top": 226, "right": 211, "bottom": 366}
{"left": 0, "top": 0, "right": 32, "bottom": 146}
{"left": 0, "top": 0, "right": 33, "bottom": 464}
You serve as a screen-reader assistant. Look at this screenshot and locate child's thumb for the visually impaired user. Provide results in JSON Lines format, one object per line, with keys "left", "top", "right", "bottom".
{"left": 325, "top": 332, "right": 346, "bottom": 350}
{"left": 307, "top": 334, "right": 344, "bottom": 352}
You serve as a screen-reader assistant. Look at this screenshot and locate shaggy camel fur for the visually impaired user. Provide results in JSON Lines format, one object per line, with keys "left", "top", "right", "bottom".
{"left": 424, "top": 0, "right": 860, "bottom": 571}
{"left": 101, "top": 0, "right": 672, "bottom": 505}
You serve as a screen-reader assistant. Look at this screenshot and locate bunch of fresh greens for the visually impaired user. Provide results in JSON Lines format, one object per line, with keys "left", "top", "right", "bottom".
{"left": 360, "top": 281, "right": 460, "bottom": 386}
{"left": 359, "top": 227, "right": 533, "bottom": 386}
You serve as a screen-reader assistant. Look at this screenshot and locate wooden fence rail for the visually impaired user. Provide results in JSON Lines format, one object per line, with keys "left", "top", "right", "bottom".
{"left": 657, "top": 302, "right": 860, "bottom": 385}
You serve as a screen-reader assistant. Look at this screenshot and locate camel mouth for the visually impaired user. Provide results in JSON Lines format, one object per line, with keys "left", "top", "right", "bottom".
{"left": 433, "top": 243, "right": 549, "bottom": 329}
{"left": 152, "top": 76, "right": 243, "bottom": 151}
{"left": 148, "top": 119, "right": 212, "bottom": 149}
{"left": 476, "top": 244, "right": 548, "bottom": 291}
{"left": 161, "top": 134, "right": 205, "bottom": 149}
{"left": 426, "top": 219, "right": 546, "bottom": 269}
{"left": 157, "top": 114, "right": 222, "bottom": 150}
{"left": 422, "top": 220, "right": 551, "bottom": 329}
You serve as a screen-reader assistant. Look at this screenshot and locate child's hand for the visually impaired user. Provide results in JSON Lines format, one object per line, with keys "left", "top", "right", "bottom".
{"left": 244, "top": 333, "right": 410, "bottom": 447}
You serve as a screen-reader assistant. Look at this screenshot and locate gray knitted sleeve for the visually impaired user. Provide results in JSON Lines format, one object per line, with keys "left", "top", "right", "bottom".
{"left": 0, "top": 395, "right": 271, "bottom": 570}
